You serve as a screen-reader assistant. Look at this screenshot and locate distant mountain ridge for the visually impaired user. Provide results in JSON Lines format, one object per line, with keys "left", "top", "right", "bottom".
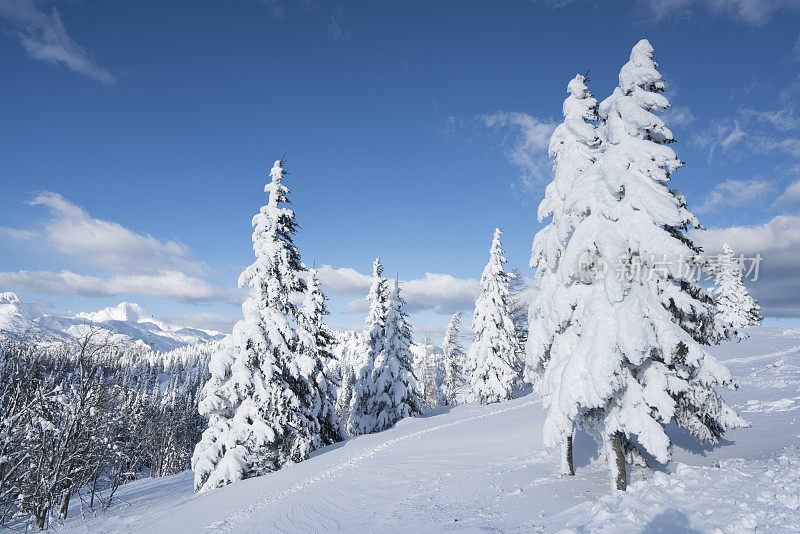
{"left": 0, "top": 292, "right": 225, "bottom": 352}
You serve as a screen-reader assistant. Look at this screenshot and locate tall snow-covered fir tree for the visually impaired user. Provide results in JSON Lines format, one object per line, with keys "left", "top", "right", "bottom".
{"left": 526, "top": 72, "right": 600, "bottom": 475}
{"left": 347, "top": 258, "right": 390, "bottom": 436}
{"left": 466, "top": 228, "right": 519, "bottom": 405}
{"left": 298, "top": 267, "right": 344, "bottom": 445}
{"left": 441, "top": 311, "right": 466, "bottom": 406}
{"left": 529, "top": 41, "right": 746, "bottom": 491}
{"left": 712, "top": 243, "right": 762, "bottom": 342}
{"left": 368, "top": 279, "right": 422, "bottom": 430}
{"left": 192, "top": 159, "right": 341, "bottom": 493}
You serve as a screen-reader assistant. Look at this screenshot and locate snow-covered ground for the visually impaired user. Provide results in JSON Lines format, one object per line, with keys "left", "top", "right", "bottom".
{"left": 55, "top": 327, "right": 800, "bottom": 533}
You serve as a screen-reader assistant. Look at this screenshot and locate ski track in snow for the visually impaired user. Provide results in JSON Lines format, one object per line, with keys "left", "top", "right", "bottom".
{"left": 207, "top": 398, "right": 540, "bottom": 532}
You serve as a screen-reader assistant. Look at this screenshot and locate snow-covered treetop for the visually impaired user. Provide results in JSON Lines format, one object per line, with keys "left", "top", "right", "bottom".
{"left": 603, "top": 38, "right": 674, "bottom": 146}
{"left": 237, "top": 158, "right": 305, "bottom": 313}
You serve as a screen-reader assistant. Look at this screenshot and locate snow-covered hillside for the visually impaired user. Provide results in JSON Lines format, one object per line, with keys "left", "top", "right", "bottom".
{"left": 54, "top": 327, "right": 800, "bottom": 533}
{"left": 0, "top": 292, "right": 225, "bottom": 351}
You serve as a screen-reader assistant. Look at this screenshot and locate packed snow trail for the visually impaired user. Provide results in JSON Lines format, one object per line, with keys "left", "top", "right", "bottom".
{"left": 209, "top": 397, "right": 540, "bottom": 532}
{"left": 55, "top": 328, "right": 800, "bottom": 533}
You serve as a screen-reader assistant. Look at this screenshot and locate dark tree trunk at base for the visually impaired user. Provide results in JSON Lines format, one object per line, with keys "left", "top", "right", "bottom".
{"left": 563, "top": 434, "right": 575, "bottom": 476}
{"left": 609, "top": 432, "right": 627, "bottom": 491}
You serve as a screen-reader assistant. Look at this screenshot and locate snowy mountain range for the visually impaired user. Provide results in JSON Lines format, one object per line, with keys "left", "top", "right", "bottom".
{"left": 0, "top": 292, "right": 225, "bottom": 352}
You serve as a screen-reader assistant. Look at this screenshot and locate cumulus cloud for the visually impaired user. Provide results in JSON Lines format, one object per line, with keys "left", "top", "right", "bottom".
{"left": 315, "top": 265, "right": 370, "bottom": 295}
{"left": 694, "top": 178, "right": 773, "bottom": 213}
{"left": 0, "top": 270, "right": 234, "bottom": 303}
{"left": 480, "top": 111, "right": 557, "bottom": 192}
{"left": 0, "top": 0, "right": 115, "bottom": 84}
{"left": 316, "top": 265, "right": 479, "bottom": 316}
{"left": 27, "top": 191, "right": 203, "bottom": 275}
{"left": 0, "top": 226, "right": 37, "bottom": 240}
{"left": 694, "top": 215, "right": 800, "bottom": 317}
{"left": 774, "top": 178, "right": 800, "bottom": 206}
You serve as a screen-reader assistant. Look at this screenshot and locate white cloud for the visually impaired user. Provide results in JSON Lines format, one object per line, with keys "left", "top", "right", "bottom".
{"left": 533, "top": 0, "right": 799, "bottom": 25}
{"left": 694, "top": 215, "right": 800, "bottom": 317}
{"left": 0, "top": 226, "right": 37, "bottom": 240}
{"left": 326, "top": 6, "right": 349, "bottom": 42}
{"left": 642, "top": 0, "right": 798, "bottom": 25}
{"left": 741, "top": 107, "right": 797, "bottom": 132}
{"left": 315, "top": 265, "right": 371, "bottom": 294}
{"left": 317, "top": 265, "right": 479, "bottom": 315}
{"left": 0, "top": 270, "right": 234, "bottom": 303}
{"left": 480, "top": 111, "right": 557, "bottom": 191}
{"left": 0, "top": 0, "right": 115, "bottom": 84}
{"left": 161, "top": 312, "right": 238, "bottom": 333}
{"left": 694, "top": 178, "right": 773, "bottom": 213}
{"left": 693, "top": 119, "right": 745, "bottom": 160}
{"left": 661, "top": 105, "right": 696, "bottom": 127}
{"left": 27, "top": 191, "right": 203, "bottom": 275}
{"left": 774, "top": 178, "right": 800, "bottom": 206}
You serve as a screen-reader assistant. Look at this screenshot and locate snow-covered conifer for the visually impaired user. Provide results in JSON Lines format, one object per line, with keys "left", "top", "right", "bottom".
{"left": 466, "top": 228, "right": 519, "bottom": 405}
{"left": 441, "top": 311, "right": 466, "bottom": 406}
{"left": 530, "top": 42, "right": 746, "bottom": 490}
{"left": 347, "top": 258, "right": 390, "bottom": 435}
{"left": 368, "top": 280, "right": 422, "bottom": 430}
{"left": 192, "top": 159, "right": 339, "bottom": 493}
{"left": 526, "top": 71, "right": 600, "bottom": 474}
{"left": 713, "top": 243, "right": 762, "bottom": 342}
{"left": 298, "top": 267, "right": 343, "bottom": 445}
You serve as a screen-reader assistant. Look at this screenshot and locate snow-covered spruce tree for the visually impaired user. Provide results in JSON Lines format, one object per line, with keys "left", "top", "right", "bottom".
{"left": 526, "top": 72, "right": 600, "bottom": 476}
{"left": 347, "top": 258, "right": 390, "bottom": 436}
{"left": 466, "top": 228, "right": 519, "bottom": 405}
{"left": 441, "top": 311, "right": 466, "bottom": 406}
{"left": 713, "top": 243, "right": 762, "bottom": 342}
{"left": 368, "top": 279, "right": 423, "bottom": 430}
{"left": 298, "top": 267, "right": 344, "bottom": 445}
{"left": 532, "top": 41, "right": 746, "bottom": 491}
{"left": 192, "top": 159, "right": 339, "bottom": 492}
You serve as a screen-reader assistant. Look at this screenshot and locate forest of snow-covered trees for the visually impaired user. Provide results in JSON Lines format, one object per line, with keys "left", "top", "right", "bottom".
{"left": 0, "top": 38, "right": 767, "bottom": 530}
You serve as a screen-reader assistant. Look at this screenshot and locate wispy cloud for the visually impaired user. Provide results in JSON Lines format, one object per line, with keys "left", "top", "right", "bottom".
{"left": 661, "top": 105, "right": 696, "bottom": 128}
{"left": 480, "top": 111, "right": 557, "bottom": 192}
{"left": 0, "top": 270, "right": 234, "bottom": 303}
{"left": 0, "top": 226, "right": 37, "bottom": 240}
{"left": 533, "top": 0, "right": 799, "bottom": 26}
{"left": 0, "top": 0, "right": 115, "bottom": 84}
{"left": 27, "top": 191, "right": 203, "bottom": 275}
{"left": 692, "top": 119, "right": 745, "bottom": 160}
{"left": 326, "top": 6, "right": 349, "bottom": 42}
{"left": 161, "top": 312, "right": 238, "bottom": 333}
{"left": 694, "top": 177, "right": 773, "bottom": 213}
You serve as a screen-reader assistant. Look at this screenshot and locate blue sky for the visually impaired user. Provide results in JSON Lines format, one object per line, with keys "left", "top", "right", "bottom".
{"left": 2, "top": 0, "right": 800, "bottom": 338}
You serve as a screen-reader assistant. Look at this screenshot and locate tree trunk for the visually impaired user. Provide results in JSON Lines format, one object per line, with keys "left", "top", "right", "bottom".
{"left": 58, "top": 487, "right": 70, "bottom": 519}
{"left": 561, "top": 434, "right": 575, "bottom": 476}
{"left": 607, "top": 432, "right": 627, "bottom": 491}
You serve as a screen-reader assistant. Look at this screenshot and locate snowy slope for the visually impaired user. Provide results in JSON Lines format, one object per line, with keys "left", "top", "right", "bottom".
{"left": 55, "top": 327, "right": 800, "bottom": 533}
{"left": 0, "top": 293, "right": 225, "bottom": 351}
